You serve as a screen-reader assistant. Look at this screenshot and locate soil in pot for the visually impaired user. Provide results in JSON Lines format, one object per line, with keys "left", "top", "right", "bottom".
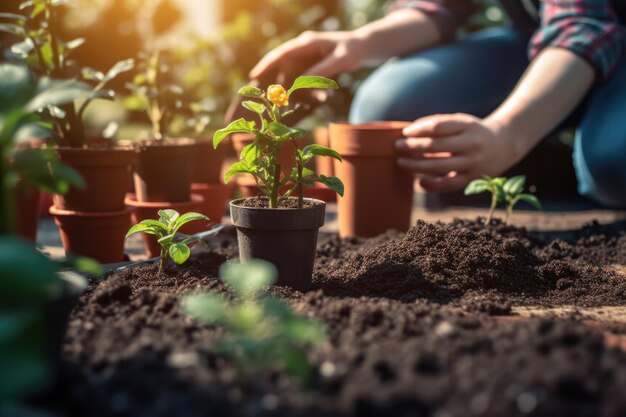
{"left": 125, "top": 193, "right": 209, "bottom": 258}
{"left": 49, "top": 206, "right": 133, "bottom": 263}
{"left": 191, "top": 140, "right": 227, "bottom": 184}
{"left": 329, "top": 122, "right": 414, "bottom": 238}
{"left": 54, "top": 146, "right": 135, "bottom": 212}
{"left": 133, "top": 139, "right": 195, "bottom": 203}
{"left": 230, "top": 196, "right": 325, "bottom": 291}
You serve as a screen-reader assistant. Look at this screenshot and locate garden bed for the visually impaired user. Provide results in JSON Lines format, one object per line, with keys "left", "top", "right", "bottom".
{"left": 60, "top": 218, "right": 626, "bottom": 416}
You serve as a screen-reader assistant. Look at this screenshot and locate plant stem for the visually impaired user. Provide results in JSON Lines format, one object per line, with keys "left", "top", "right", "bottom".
{"left": 486, "top": 194, "right": 497, "bottom": 225}
{"left": 505, "top": 203, "right": 514, "bottom": 225}
{"left": 269, "top": 163, "right": 281, "bottom": 208}
{"left": 159, "top": 247, "right": 166, "bottom": 274}
{"left": 297, "top": 162, "right": 303, "bottom": 209}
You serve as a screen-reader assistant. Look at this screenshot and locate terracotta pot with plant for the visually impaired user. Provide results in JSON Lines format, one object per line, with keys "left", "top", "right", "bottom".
{"left": 329, "top": 122, "right": 414, "bottom": 238}
{"left": 3, "top": 4, "right": 135, "bottom": 262}
{"left": 214, "top": 76, "right": 343, "bottom": 291}
{"left": 125, "top": 52, "right": 196, "bottom": 203}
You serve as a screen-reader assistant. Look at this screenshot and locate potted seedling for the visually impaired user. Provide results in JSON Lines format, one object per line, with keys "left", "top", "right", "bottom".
{"left": 124, "top": 51, "right": 196, "bottom": 203}
{"left": 329, "top": 121, "right": 414, "bottom": 237}
{"left": 1, "top": 0, "right": 136, "bottom": 213}
{"left": 181, "top": 260, "right": 326, "bottom": 401}
{"left": 464, "top": 175, "right": 541, "bottom": 225}
{"left": 213, "top": 76, "right": 343, "bottom": 290}
{"left": 125, "top": 209, "right": 208, "bottom": 273}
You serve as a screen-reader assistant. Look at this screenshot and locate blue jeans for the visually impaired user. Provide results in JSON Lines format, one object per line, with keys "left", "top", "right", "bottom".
{"left": 350, "top": 28, "right": 626, "bottom": 208}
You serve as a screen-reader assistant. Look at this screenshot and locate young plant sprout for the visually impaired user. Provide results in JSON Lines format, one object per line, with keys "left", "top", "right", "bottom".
{"left": 213, "top": 76, "right": 344, "bottom": 209}
{"left": 464, "top": 176, "right": 507, "bottom": 224}
{"left": 181, "top": 259, "right": 326, "bottom": 385}
{"left": 125, "top": 209, "right": 208, "bottom": 273}
{"left": 125, "top": 51, "right": 183, "bottom": 140}
{"left": 502, "top": 175, "right": 541, "bottom": 224}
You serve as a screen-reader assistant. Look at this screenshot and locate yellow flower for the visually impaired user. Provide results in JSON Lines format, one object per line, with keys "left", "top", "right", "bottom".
{"left": 267, "top": 84, "right": 289, "bottom": 107}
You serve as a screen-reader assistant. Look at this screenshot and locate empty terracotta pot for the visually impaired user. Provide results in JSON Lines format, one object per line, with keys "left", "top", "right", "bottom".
{"left": 54, "top": 147, "right": 135, "bottom": 212}
{"left": 133, "top": 140, "right": 194, "bottom": 203}
{"left": 329, "top": 122, "right": 414, "bottom": 238}
{"left": 191, "top": 182, "right": 233, "bottom": 224}
{"left": 49, "top": 206, "right": 133, "bottom": 263}
{"left": 191, "top": 139, "right": 227, "bottom": 184}
{"left": 125, "top": 194, "right": 207, "bottom": 258}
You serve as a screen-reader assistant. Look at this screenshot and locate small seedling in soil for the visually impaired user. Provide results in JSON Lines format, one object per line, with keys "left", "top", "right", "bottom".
{"left": 213, "top": 76, "right": 344, "bottom": 208}
{"left": 464, "top": 176, "right": 507, "bottom": 224}
{"left": 181, "top": 260, "right": 326, "bottom": 386}
{"left": 125, "top": 209, "right": 208, "bottom": 273}
{"left": 502, "top": 175, "right": 541, "bottom": 224}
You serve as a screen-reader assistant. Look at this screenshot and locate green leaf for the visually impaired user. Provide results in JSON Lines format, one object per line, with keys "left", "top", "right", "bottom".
{"left": 0, "top": 23, "right": 25, "bottom": 36}
{"left": 313, "top": 175, "right": 344, "bottom": 197}
{"left": 503, "top": 175, "right": 526, "bottom": 196}
{"left": 241, "top": 141, "right": 259, "bottom": 165}
{"left": 157, "top": 233, "right": 175, "bottom": 245}
{"left": 158, "top": 209, "right": 180, "bottom": 227}
{"left": 104, "top": 58, "right": 134, "bottom": 82}
{"left": 491, "top": 177, "right": 507, "bottom": 187}
{"left": 48, "top": 162, "right": 85, "bottom": 192}
{"left": 302, "top": 144, "right": 342, "bottom": 162}
{"left": 267, "top": 121, "right": 304, "bottom": 141}
{"left": 173, "top": 212, "right": 209, "bottom": 233}
{"left": 64, "top": 38, "right": 85, "bottom": 50}
{"left": 0, "top": 238, "right": 61, "bottom": 303}
{"left": 287, "top": 75, "right": 338, "bottom": 96}
{"left": 180, "top": 293, "right": 226, "bottom": 323}
{"left": 517, "top": 193, "right": 541, "bottom": 209}
{"left": 0, "top": 63, "right": 35, "bottom": 112}
{"left": 213, "top": 118, "right": 255, "bottom": 148}
{"left": 242, "top": 100, "right": 266, "bottom": 115}
{"left": 70, "top": 257, "right": 102, "bottom": 275}
{"left": 464, "top": 179, "right": 488, "bottom": 195}
{"left": 169, "top": 243, "right": 191, "bottom": 264}
{"left": 126, "top": 223, "right": 157, "bottom": 238}
{"left": 220, "top": 260, "right": 277, "bottom": 298}
{"left": 282, "top": 318, "right": 326, "bottom": 344}
{"left": 0, "top": 12, "right": 26, "bottom": 21}
{"left": 238, "top": 85, "right": 264, "bottom": 98}
{"left": 224, "top": 160, "right": 254, "bottom": 184}
{"left": 26, "top": 79, "right": 93, "bottom": 112}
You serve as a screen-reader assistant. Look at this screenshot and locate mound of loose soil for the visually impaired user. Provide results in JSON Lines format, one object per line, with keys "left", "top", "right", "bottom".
{"left": 313, "top": 219, "right": 626, "bottom": 307}
{"left": 58, "top": 218, "right": 626, "bottom": 416}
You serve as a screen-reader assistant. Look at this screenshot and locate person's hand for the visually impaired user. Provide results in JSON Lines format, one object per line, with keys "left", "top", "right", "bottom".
{"left": 250, "top": 30, "right": 367, "bottom": 91}
{"left": 395, "top": 113, "right": 524, "bottom": 192}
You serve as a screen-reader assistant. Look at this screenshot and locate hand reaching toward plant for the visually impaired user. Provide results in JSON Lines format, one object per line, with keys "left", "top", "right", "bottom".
{"left": 395, "top": 113, "right": 525, "bottom": 192}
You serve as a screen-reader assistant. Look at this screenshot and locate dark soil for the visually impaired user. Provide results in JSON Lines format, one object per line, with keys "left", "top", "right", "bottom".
{"left": 59, "top": 218, "right": 626, "bottom": 416}
{"left": 235, "top": 197, "right": 320, "bottom": 209}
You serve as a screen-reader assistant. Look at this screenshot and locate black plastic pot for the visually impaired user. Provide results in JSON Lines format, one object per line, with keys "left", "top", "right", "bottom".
{"left": 230, "top": 198, "right": 325, "bottom": 291}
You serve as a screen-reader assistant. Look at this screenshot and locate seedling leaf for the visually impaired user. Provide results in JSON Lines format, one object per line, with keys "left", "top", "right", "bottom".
{"left": 517, "top": 193, "right": 541, "bottom": 209}
{"left": 464, "top": 179, "right": 488, "bottom": 195}
{"left": 213, "top": 118, "right": 255, "bottom": 148}
{"left": 220, "top": 260, "right": 277, "bottom": 298}
{"left": 169, "top": 243, "right": 191, "bottom": 264}
{"left": 287, "top": 76, "right": 338, "bottom": 96}
{"left": 302, "top": 144, "right": 342, "bottom": 162}
{"left": 238, "top": 85, "right": 263, "bottom": 98}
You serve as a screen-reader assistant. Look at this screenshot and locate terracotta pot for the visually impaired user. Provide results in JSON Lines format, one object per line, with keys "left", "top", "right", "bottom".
{"left": 49, "top": 206, "right": 133, "bottom": 263}
{"left": 329, "top": 122, "right": 414, "bottom": 238}
{"left": 125, "top": 193, "right": 207, "bottom": 258}
{"left": 191, "top": 140, "right": 227, "bottom": 184}
{"left": 230, "top": 198, "right": 325, "bottom": 292}
{"left": 12, "top": 183, "right": 41, "bottom": 241}
{"left": 53, "top": 147, "right": 135, "bottom": 212}
{"left": 191, "top": 182, "right": 233, "bottom": 223}
{"left": 133, "top": 140, "right": 194, "bottom": 203}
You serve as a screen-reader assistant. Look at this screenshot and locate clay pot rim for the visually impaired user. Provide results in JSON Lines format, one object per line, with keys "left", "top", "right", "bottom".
{"left": 230, "top": 197, "right": 325, "bottom": 212}
{"left": 49, "top": 205, "right": 134, "bottom": 217}
{"left": 55, "top": 145, "right": 135, "bottom": 153}
{"left": 191, "top": 182, "right": 233, "bottom": 190}
{"left": 125, "top": 193, "right": 204, "bottom": 208}
{"left": 330, "top": 121, "right": 411, "bottom": 131}
{"left": 133, "top": 137, "right": 196, "bottom": 150}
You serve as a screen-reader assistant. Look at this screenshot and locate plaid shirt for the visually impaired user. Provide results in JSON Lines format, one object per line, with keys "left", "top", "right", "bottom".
{"left": 389, "top": 0, "right": 626, "bottom": 79}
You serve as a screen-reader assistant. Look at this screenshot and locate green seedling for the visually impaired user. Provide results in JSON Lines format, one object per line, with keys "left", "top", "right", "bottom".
{"left": 464, "top": 175, "right": 507, "bottom": 224}
{"left": 125, "top": 209, "right": 208, "bottom": 273}
{"left": 213, "top": 76, "right": 344, "bottom": 208}
{"left": 502, "top": 175, "right": 541, "bottom": 224}
{"left": 181, "top": 260, "right": 326, "bottom": 386}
